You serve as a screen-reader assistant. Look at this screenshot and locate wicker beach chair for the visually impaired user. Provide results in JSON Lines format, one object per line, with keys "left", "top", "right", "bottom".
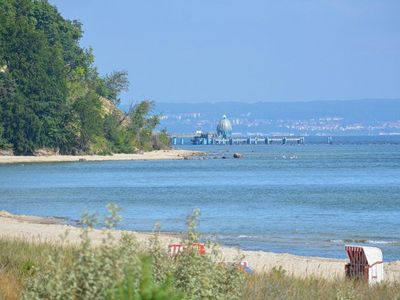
{"left": 345, "top": 245, "right": 384, "bottom": 285}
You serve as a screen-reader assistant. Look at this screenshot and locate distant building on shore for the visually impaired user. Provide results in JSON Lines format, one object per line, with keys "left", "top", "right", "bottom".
{"left": 216, "top": 115, "right": 232, "bottom": 138}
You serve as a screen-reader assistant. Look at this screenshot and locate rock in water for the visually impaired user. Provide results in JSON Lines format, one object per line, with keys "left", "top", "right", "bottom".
{"left": 233, "top": 153, "right": 243, "bottom": 158}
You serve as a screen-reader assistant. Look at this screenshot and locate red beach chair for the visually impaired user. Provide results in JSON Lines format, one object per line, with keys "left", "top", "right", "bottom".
{"left": 168, "top": 242, "right": 206, "bottom": 257}
{"left": 345, "top": 245, "right": 384, "bottom": 284}
{"left": 193, "top": 242, "right": 206, "bottom": 255}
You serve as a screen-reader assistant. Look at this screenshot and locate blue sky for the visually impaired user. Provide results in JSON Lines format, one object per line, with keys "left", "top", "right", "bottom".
{"left": 49, "top": 0, "right": 399, "bottom": 104}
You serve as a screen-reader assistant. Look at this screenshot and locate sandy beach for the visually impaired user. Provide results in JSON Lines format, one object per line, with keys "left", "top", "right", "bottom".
{"left": 0, "top": 149, "right": 202, "bottom": 164}
{"left": 1, "top": 212, "right": 399, "bottom": 282}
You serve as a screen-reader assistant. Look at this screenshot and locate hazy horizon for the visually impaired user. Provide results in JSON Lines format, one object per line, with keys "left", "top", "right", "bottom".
{"left": 150, "top": 98, "right": 400, "bottom": 105}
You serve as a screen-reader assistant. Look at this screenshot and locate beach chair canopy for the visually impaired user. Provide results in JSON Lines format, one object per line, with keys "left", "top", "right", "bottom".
{"left": 168, "top": 243, "right": 206, "bottom": 257}
{"left": 345, "top": 245, "right": 383, "bottom": 266}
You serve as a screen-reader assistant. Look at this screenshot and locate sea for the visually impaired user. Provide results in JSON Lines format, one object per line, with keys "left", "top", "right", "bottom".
{"left": 1, "top": 136, "right": 399, "bottom": 261}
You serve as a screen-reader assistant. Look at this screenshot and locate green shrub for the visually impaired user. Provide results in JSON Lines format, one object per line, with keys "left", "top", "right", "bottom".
{"left": 171, "top": 209, "right": 244, "bottom": 300}
{"left": 148, "top": 209, "right": 245, "bottom": 300}
{"left": 22, "top": 205, "right": 244, "bottom": 300}
{"left": 109, "top": 256, "right": 184, "bottom": 300}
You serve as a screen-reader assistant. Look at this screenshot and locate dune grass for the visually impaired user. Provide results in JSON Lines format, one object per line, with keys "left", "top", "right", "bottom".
{"left": 242, "top": 266, "right": 400, "bottom": 300}
{"left": 0, "top": 238, "right": 70, "bottom": 300}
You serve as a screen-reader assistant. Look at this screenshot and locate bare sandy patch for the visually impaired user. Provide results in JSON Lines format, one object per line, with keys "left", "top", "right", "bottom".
{"left": 0, "top": 149, "right": 203, "bottom": 164}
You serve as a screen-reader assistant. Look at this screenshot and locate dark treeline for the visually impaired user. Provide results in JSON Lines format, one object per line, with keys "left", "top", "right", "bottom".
{"left": 0, "top": 0, "right": 169, "bottom": 155}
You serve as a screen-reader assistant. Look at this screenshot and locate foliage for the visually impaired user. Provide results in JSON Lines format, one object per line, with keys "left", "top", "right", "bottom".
{"left": 100, "top": 70, "right": 130, "bottom": 106}
{"left": 0, "top": 238, "right": 72, "bottom": 300}
{"left": 242, "top": 267, "right": 400, "bottom": 300}
{"left": 0, "top": 0, "right": 73, "bottom": 154}
{"left": 148, "top": 209, "right": 245, "bottom": 300}
{"left": 127, "top": 100, "right": 161, "bottom": 151}
{"left": 109, "top": 256, "right": 184, "bottom": 300}
{"left": 0, "top": 118, "right": 10, "bottom": 149}
{"left": 72, "top": 90, "right": 103, "bottom": 153}
{"left": 0, "top": 0, "right": 169, "bottom": 154}
{"left": 21, "top": 206, "right": 243, "bottom": 300}
{"left": 23, "top": 206, "right": 140, "bottom": 300}
{"left": 176, "top": 209, "right": 244, "bottom": 300}
{"left": 103, "top": 113, "right": 129, "bottom": 153}
{"left": 152, "top": 129, "right": 171, "bottom": 150}
{"left": 1, "top": 209, "right": 400, "bottom": 299}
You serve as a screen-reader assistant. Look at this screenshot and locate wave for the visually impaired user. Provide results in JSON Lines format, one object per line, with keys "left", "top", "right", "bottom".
{"left": 330, "top": 239, "right": 400, "bottom": 245}
{"left": 367, "top": 240, "right": 400, "bottom": 245}
{"left": 238, "top": 235, "right": 258, "bottom": 239}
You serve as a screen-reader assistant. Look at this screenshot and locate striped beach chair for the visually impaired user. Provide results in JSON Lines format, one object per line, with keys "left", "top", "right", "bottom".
{"left": 345, "top": 245, "right": 384, "bottom": 285}
{"left": 168, "top": 242, "right": 206, "bottom": 257}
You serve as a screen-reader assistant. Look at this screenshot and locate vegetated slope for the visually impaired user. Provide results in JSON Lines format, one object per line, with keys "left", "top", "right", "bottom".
{"left": 0, "top": 0, "right": 168, "bottom": 155}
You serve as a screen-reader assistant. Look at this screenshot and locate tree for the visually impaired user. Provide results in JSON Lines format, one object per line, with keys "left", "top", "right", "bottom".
{"left": 0, "top": 0, "right": 68, "bottom": 154}
{"left": 0, "top": 72, "right": 11, "bottom": 149}
{"left": 152, "top": 129, "right": 171, "bottom": 150}
{"left": 0, "top": 0, "right": 169, "bottom": 155}
{"left": 72, "top": 91, "right": 103, "bottom": 153}
{"left": 127, "top": 100, "right": 161, "bottom": 150}
{"left": 100, "top": 70, "right": 129, "bottom": 106}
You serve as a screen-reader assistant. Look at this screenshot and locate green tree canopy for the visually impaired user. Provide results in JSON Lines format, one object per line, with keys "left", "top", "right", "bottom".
{"left": 0, "top": 0, "right": 169, "bottom": 155}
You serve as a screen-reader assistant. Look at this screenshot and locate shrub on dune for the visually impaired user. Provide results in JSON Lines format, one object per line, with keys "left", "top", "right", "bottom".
{"left": 22, "top": 204, "right": 244, "bottom": 300}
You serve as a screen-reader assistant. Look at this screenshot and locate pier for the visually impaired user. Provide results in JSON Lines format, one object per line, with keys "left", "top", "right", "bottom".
{"left": 170, "top": 134, "right": 305, "bottom": 145}
{"left": 170, "top": 115, "right": 305, "bottom": 146}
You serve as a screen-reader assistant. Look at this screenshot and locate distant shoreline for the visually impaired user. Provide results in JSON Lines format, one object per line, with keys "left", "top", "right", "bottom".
{"left": 0, "top": 149, "right": 203, "bottom": 164}
{"left": 0, "top": 211, "right": 399, "bottom": 282}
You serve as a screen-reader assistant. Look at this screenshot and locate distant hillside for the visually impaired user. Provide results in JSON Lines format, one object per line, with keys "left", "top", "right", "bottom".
{"left": 145, "top": 99, "right": 400, "bottom": 135}
{"left": 152, "top": 99, "right": 400, "bottom": 122}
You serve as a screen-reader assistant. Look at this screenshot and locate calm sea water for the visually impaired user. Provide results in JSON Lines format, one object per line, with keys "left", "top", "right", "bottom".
{"left": 1, "top": 136, "right": 400, "bottom": 260}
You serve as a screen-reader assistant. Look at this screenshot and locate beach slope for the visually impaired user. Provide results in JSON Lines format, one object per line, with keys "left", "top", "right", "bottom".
{"left": 1, "top": 212, "right": 399, "bottom": 282}
{"left": 0, "top": 149, "right": 201, "bottom": 164}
